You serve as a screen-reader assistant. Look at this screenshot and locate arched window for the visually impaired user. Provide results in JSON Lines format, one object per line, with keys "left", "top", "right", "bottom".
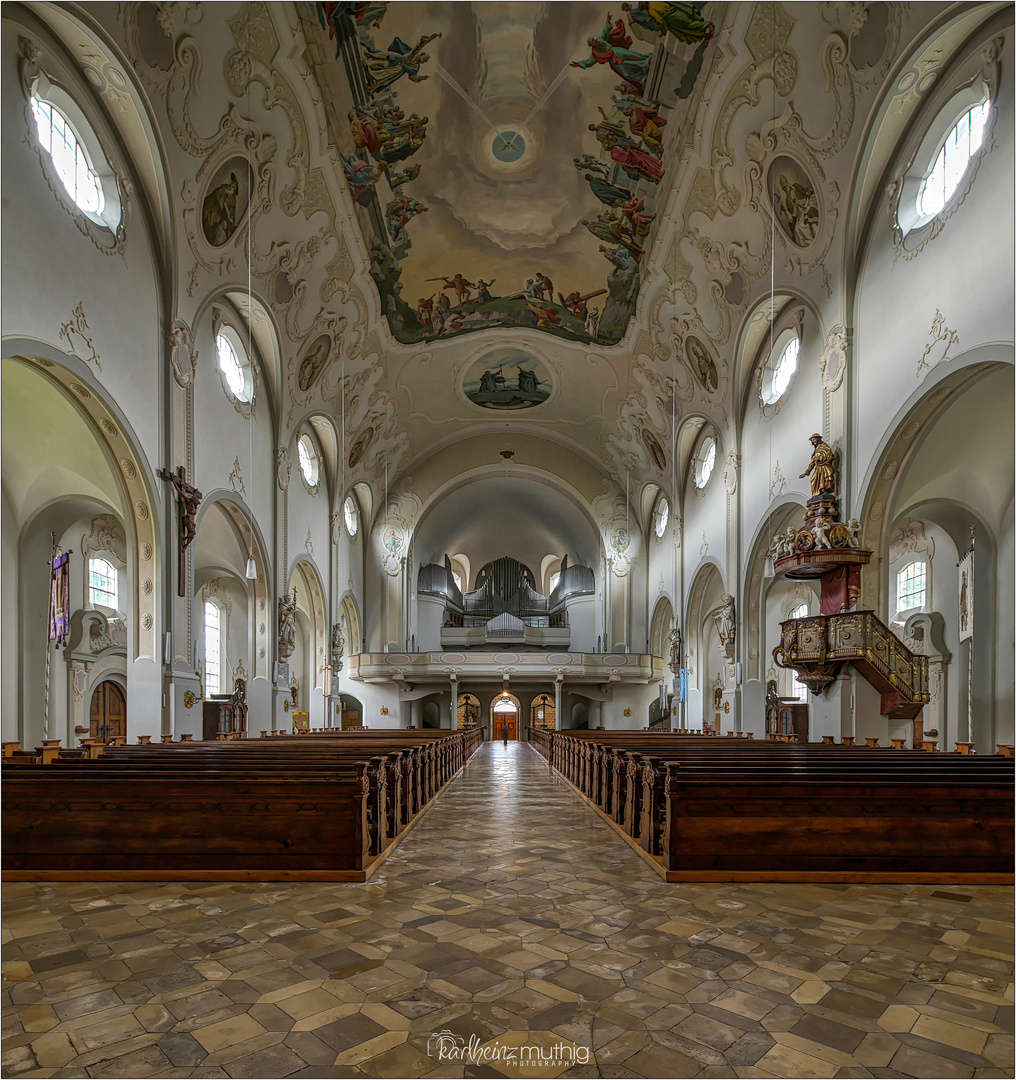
{"left": 789, "top": 602, "right": 809, "bottom": 699}
{"left": 896, "top": 560, "right": 927, "bottom": 613}
{"left": 654, "top": 495, "right": 670, "bottom": 537}
{"left": 694, "top": 436, "right": 716, "bottom": 489}
{"left": 29, "top": 75, "right": 121, "bottom": 232}
{"left": 548, "top": 571, "right": 561, "bottom": 593}
{"left": 343, "top": 495, "right": 359, "bottom": 538}
{"left": 88, "top": 557, "right": 118, "bottom": 609}
{"left": 297, "top": 433, "right": 319, "bottom": 488}
{"left": 761, "top": 331, "right": 800, "bottom": 405}
{"left": 215, "top": 327, "right": 253, "bottom": 403}
{"left": 451, "top": 570, "right": 463, "bottom": 592}
{"left": 204, "top": 600, "right": 222, "bottom": 696}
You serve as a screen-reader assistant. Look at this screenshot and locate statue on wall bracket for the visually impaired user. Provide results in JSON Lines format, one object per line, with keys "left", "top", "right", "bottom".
{"left": 768, "top": 434, "right": 871, "bottom": 614}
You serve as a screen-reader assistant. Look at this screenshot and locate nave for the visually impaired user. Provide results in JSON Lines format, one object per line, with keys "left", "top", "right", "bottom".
{"left": 2, "top": 743, "right": 1012, "bottom": 1080}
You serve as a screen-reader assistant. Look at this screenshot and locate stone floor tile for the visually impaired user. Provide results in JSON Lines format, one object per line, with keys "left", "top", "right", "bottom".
{"left": 2, "top": 744, "right": 1013, "bottom": 1080}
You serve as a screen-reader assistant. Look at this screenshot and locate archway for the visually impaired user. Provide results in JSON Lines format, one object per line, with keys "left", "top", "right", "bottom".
{"left": 457, "top": 692, "right": 481, "bottom": 729}
{"left": 529, "top": 692, "right": 555, "bottom": 731}
{"left": 685, "top": 563, "right": 727, "bottom": 730}
{"left": 2, "top": 354, "right": 160, "bottom": 746}
{"left": 292, "top": 559, "right": 328, "bottom": 726}
{"left": 89, "top": 679, "right": 126, "bottom": 741}
{"left": 338, "top": 692, "right": 363, "bottom": 730}
{"left": 649, "top": 596, "right": 674, "bottom": 660}
{"left": 491, "top": 690, "right": 521, "bottom": 740}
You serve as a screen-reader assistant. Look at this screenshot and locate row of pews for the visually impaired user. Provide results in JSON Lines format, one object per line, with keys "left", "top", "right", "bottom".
{"left": 529, "top": 728, "right": 1014, "bottom": 883}
{"left": 2, "top": 727, "right": 483, "bottom": 882}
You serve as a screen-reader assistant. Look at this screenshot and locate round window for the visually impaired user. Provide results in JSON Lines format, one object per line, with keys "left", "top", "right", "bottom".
{"left": 695, "top": 437, "right": 716, "bottom": 489}
{"left": 297, "top": 434, "right": 319, "bottom": 487}
{"left": 343, "top": 495, "right": 359, "bottom": 538}
{"left": 654, "top": 496, "right": 670, "bottom": 537}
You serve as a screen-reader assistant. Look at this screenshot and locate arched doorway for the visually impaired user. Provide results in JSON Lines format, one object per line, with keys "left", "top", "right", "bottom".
{"left": 338, "top": 692, "right": 363, "bottom": 730}
{"left": 457, "top": 692, "right": 481, "bottom": 729}
{"left": 89, "top": 680, "right": 126, "bottom": 741}
{"left": 491, "top": 690, "right": 520, "bottom": 740}
{"left": 529, "top": 693, "right": 555, "bottom": 731}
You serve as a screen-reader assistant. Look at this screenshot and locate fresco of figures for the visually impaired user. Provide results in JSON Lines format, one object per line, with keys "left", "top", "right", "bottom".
{"left": 301, "top": 1, "right": 723, "bottom": 346}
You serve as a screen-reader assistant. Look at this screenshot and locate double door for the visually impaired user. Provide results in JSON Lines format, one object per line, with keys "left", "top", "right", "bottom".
{"left": 89, "top": 680, "right": 126, "bottom": 741}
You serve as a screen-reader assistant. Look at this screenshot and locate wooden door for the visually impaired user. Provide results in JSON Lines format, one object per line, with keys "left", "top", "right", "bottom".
{"left": 494, "top": 716, "right": 517, "bottom": 741}
{"left": 89, "top": 681, "right": 126, "bottom": 741}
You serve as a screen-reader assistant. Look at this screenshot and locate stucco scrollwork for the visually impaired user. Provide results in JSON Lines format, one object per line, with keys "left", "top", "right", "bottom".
{"left": 169, "top": 318, "right": 198, "bottom": 388}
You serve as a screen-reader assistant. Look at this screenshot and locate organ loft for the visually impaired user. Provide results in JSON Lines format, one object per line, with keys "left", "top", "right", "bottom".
{"left": 2, "top": 3, "right": 1013, "bottom": 1078}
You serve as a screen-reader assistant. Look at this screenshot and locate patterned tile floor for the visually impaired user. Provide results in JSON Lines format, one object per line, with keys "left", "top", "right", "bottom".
{"left": 2, "top": 742, "right": 1013, "bottom": 1079}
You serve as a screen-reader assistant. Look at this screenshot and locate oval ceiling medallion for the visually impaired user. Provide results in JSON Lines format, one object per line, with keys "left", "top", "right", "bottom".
{"left": 463, "top": 347, "right": 551, "bottom": 411}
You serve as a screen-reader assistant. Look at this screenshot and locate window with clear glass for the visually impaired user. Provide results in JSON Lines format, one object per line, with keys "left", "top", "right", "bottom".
{"left": 548, "top": 571, "right": 561, "bottom": 593}
{"left": 789, "top": 603, "right": 809, "bottom": 699}
{"left": 89, "top": 557, "right": 118, "bottom": 609}
{"left": 343, "top": 495, "right": 358, "bottom": 538}
{"left": 31, "top": 95, "right": 103, "bottom": 216}
{"left": 451, "top": 571, "right": 463, "bottom": 592}
{"left": 204, "top": 601, "right": 221, "bottom": 696}
{"left": 761, "top": 333, "right": 800, "bottom": 405}
{"left": 896, "top": 561, "right": 927, "bottom": 612}
{"left": 216, "top": 332, "right": 249, "bottom": 400}
{"left": 919, "top": 100, "right": 990, "bottom": 219}
{"left": 297, "top": 434, "right": 319, "bottom": 487}
{"left": 654, "top": 496, "right": 670, "bottom": 537}
{"left": 695, "top": 437, "right": 716, "bottom": 489}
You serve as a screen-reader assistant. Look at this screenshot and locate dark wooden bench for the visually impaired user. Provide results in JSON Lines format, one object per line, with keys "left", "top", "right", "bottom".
{"left": 534, "top": 730, "right": 1014, "bottom": 883}
{"left": 2, "top": 727, "right": 482, "bottom": 882}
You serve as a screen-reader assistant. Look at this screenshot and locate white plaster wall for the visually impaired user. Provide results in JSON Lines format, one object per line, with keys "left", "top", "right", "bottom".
{"left": 1, "top": 20, "right": 163, "bottom": 474}
{"left": 853, "top": 35, "right": 1015, "bottom": 506}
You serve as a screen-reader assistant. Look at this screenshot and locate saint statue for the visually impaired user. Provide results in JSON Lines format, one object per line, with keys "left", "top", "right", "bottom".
{"left": 800, "top": 433, "right": 838, "bottom": 498}
{"left": 278, "top": 589, "right": 297, "bottom": 659}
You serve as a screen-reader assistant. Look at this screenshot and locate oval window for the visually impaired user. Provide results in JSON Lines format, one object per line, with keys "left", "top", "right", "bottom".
{"left": 343, "top": 495, "right": 359, "bottom": 538}
{"left": 918, "top": 99, "right": 990, "bottom": 220}
{"left": 654, "top": 496, "right": 670, "bottom": 537}
{"left": 215, "top": 328, "right": 253, "bottom": 403}
{"left": 695, "top": 437, "right": 716, "bottom": 489}
{"left": 761, "top": 332, "right": 799, "bottom": 405}
{"left": 297, "top": 434, "right": 319, "bottom": 487}
{"left": 29, "top": 75, "right": 121, "bottom": 232}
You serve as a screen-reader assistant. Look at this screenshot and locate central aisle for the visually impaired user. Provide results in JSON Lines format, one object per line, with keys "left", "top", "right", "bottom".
{"left": 1, "top": 742, "right": 1010, "bottom": 1079}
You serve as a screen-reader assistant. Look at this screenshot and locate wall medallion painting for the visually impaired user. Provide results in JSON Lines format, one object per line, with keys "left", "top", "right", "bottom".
{"left": 463, "top": 348, "right": 550, "bottom": 411}
{"left": 202, "top": 158, "right": 253, "bottom": 248}
{"left": 768, "top": 156, "right": 820, "bottom": 249}
{"left": 298, "top": 1, "right": 725, "bottom": 346}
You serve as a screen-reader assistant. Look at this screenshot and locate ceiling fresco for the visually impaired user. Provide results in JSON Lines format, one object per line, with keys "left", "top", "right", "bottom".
{"left": 300, "top": 1, "right": 724, "bottom": 347}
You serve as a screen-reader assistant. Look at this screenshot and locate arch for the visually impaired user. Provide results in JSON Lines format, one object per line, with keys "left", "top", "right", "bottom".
{"left": 291, "top": 558, "right": 328, "bottom": 724}
{"left": 685, "top": 562, "right": 727, "bottom": 728}
{"left": 338, "top": 592, "right": 362, "bottom": 656}
{"left": 490, "top": 690, "right": 521, "bottom": 740}
{"left": 649, "top": 595, "right": 674, "bottom": 660}
{"left": 456, "top": 692, "right": 481, "bottom": 729}
{"left": 529, "top": 692, "right": 556, "bottom": 731}
{"left": 192, "top": 492, "right": 271, "bottom": 684}
{"left": 338, "top": 692, "right": 364, "bottom": 729}
{"left": 742, "top": 499, "right": 809, "bottom": 682}
{"left": 570, "top": 701, "right": 589, "bottom": 729}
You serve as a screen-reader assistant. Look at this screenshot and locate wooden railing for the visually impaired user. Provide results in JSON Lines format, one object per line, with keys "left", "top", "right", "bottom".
{"left": 774, "top": 610, "right": 930, "bottom": 718}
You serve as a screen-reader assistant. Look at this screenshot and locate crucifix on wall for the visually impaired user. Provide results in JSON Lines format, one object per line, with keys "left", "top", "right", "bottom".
{"left": 159, "top": 466, "right": 202, "bottom": 597}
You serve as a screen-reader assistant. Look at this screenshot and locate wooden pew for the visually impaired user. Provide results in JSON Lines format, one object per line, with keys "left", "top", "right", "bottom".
{"left": 535, "top": 730, "right": 1014, "bottom": 883}
{"left": 3, "top": 727, "right": 481, "bottom": 882}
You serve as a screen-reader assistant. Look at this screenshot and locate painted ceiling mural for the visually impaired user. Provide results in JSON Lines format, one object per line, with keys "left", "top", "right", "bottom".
{"left": 300, "top": 1, "right": 725, "bottom": 347}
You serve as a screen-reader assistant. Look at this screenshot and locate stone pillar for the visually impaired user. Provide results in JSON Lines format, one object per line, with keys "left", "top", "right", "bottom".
{"left": 449, "top": 675, "right": 457, "bottom": 730}
{"left": 554, "top": 673, "right": 563, "bottom": 731}
{"left": 410, "top": 698, "right": 421, "bottom": 730}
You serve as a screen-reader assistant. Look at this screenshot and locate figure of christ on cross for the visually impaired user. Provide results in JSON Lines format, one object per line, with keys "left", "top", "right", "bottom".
{"left": 159, "top": 466, "right": 202, "bottom": 597}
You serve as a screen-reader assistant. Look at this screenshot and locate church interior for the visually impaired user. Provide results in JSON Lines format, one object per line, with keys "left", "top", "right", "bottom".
{"left": 2, "top": 1, "right": 1013, "bottom": 1077}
